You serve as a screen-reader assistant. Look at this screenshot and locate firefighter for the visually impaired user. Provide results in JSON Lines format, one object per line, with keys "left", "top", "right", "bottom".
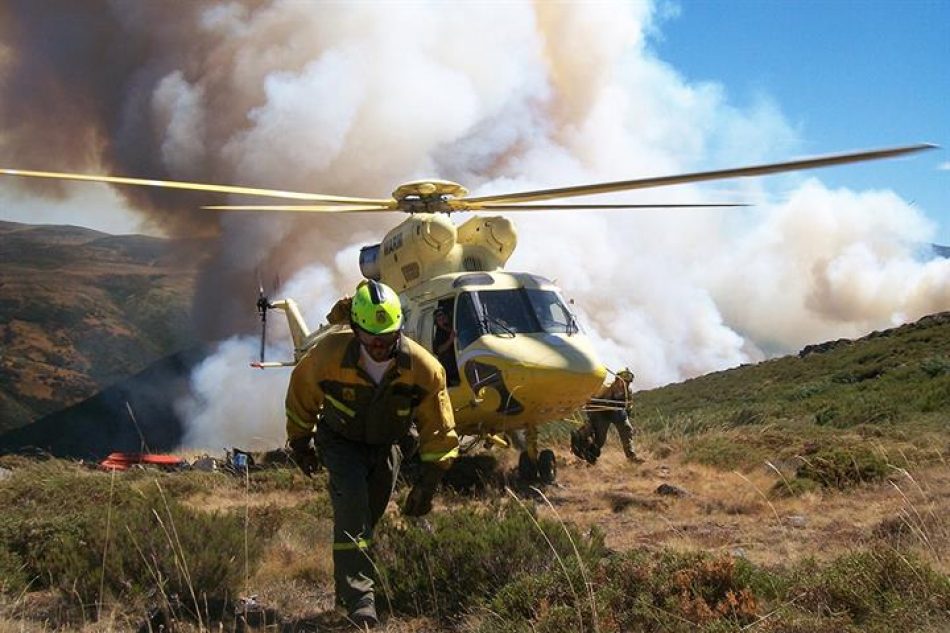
{"left": 571, "top": 368, "right": 642, "bottom": 464}
{"left": 286, "top": 280, "right": 459, "bottom": 628}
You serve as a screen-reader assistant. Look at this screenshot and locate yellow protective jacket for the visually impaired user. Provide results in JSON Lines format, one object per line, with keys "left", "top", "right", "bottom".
{"left": 286, "top": 326, "right": 459, "bottom": 467}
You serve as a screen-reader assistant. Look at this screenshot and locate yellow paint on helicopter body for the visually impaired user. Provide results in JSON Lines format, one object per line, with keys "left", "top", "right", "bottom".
{"left": 451, "top": 340, "right": 606, "bottom": 436}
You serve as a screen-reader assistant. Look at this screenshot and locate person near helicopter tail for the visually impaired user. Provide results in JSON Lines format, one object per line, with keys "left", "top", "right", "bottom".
{"left": 285, "top": 280, "right": 459, "bottom": 628}
{"left": 571, "top": 368, "right": 642, "bottom": 464}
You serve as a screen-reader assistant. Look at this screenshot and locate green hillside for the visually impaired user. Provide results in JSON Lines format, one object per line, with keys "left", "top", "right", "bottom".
{"left": 634, "top": 312, "right": 950, "bottom": 471}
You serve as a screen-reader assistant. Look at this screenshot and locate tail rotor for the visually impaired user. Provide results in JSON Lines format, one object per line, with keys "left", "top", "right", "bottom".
{"left": 256, "top": 273, "right": 272, "bottom": 364}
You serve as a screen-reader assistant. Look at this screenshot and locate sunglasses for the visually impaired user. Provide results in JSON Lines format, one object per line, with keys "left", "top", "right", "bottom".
{"left": 355, "top": 326, "right": 400, "bottom": 346}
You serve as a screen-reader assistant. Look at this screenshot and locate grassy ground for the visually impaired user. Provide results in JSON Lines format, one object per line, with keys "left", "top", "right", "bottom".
{"left": 0, "top": 437, "right": 946, "bottom": 632}
{"left": 0, "top": 313, "right": 947, "bottom": 631}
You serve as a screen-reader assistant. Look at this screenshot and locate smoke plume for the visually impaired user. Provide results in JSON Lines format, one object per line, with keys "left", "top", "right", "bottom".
{"left": 1, "top": 2, "right": 945, "bottom": 447}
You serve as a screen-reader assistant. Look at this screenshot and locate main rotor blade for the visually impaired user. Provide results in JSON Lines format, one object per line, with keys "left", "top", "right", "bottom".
{"left": 458, "top": 202, "right": 749, "bottom": 211}
{"left": 0, "top": 168, "right": 391, "bottom": 205}
{"left": 464, "top": 143, "right": 938, "bottom": 205}
{"left": 202, "top": 203, "right": 397, "bottom": 213}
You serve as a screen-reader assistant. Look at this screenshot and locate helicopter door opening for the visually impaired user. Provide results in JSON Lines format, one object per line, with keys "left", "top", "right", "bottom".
{"left": 432, "top": 299, "right": 461, "bottom": 387}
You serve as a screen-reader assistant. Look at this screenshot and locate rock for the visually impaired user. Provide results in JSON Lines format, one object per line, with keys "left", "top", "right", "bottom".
{"left": 785, "top": 515, "right": 807, "bottom": 528}
{"left": 655, "top": 483, "right": 688, "bottom": 497}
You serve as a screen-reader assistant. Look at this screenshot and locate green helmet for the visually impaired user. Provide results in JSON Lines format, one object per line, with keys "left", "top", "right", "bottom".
{"left": 351, "top": 280, "right": 403, "bottom": 334}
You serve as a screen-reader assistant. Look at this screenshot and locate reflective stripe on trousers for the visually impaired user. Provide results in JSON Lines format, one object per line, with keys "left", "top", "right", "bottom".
{"left": 317, "top": 425, "right": 402, "bottom": 611}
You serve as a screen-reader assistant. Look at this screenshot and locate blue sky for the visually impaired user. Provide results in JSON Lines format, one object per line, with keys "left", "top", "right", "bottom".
{"left": 652, "top": 0, "right": 949, "bottom": 243}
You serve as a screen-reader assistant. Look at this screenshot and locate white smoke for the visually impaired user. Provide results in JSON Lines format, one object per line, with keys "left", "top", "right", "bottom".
{"left": 2, "top": 2, "right": 945, "bottom": 447}
{"left": 170, "top": 0, "right": 946, "bottom": 443}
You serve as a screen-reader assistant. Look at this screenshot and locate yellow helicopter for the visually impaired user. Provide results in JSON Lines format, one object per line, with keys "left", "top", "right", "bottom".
{"left": 0, "top": 142, "right": 935, "bottom": 482}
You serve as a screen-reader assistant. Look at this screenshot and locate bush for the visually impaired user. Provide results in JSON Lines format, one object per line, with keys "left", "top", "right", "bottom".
{"left": 795, "top": 548, "right": 950, "bottom": 629}
{"left": 0, "top": 546, "right": 28, "bottom": 595}
{"left": 793, "top": 447, "right": 890, "bottom": 489}
{"left": 0, "top": 464, "right": 261, "bottom": 616}
{"left": 920, "top": 356, "right": 950, "bottom": 378}
{"left": 374, "top": 500, "right": 605, "bottom": 621}
{"left": 482, "top": 549, "right": 759, "bottom": 632}
{"left": 596, "top": 550, "right": 758, "bottom": 631}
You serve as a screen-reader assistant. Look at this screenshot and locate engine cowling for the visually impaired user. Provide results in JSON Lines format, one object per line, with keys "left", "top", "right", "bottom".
{"left": 360, "top": 213, "right": 518, "bottom": 291}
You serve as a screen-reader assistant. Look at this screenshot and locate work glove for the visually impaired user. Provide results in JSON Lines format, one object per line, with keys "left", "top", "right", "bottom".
{"left": 289, "top": 436, "right": 320, "bottom": 477}
{"left": 402, "top": 463, "right": 445, "bottom": 517}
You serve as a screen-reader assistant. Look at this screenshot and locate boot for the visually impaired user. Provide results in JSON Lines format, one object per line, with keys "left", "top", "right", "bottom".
{"left": 348, "top": 595, "right": 378, "bottom": 629}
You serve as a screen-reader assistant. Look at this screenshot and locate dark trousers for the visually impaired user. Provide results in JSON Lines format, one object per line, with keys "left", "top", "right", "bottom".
{"left": 589, "top": 410, "right": 637, "bottom": 460}
{"left": 316, "top": 426, "right": 402, "bottom": 611}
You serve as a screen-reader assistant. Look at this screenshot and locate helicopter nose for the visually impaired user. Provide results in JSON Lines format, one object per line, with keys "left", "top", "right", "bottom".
{"left": 462, "top": 334, "right": 606, "bottom": 418}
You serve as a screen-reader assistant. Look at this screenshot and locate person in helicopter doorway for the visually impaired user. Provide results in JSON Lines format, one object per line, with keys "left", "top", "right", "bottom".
{"left": 432, "top": 306, "right": 461, "bottom": 386}
{"left": 571, "top": 368, "right": 643, "bottom": 465}
{"left": 286, "top": 280, "right": 459, "bottom": 628}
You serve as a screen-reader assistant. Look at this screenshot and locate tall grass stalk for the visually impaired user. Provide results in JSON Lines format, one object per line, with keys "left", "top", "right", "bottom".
{"left": 244, "top": 465, "right": 250, "bottom": 596}
{"left": 765, "top": 460, "right": 794, "bottom": 496}
{"left": 505, "top": 487, "right": 587, "bottom": 632}
{"left": 532, "top": 486, "right": 599, "bottom": 633}
{"left": 153, "top": 480, "right": 204, "bottom": 631}
{"left": 97, "top": 466, "right": 117, "bottom": 621}
{"left": 733, "top": 471, "right": 782, "bottom": 527}
{"left": 350, "top": 529, "right": 395, "bottom": 619}
{"left": 888, "top": 476, "right": 940, "bottom": 561}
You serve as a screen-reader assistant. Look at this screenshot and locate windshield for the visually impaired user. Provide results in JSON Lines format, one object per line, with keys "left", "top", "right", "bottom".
{"left": 455, "top": 288, "right": 578, "bottom": 347}
{"left": 525, "top": 289, "right": 578, "bottom": 335}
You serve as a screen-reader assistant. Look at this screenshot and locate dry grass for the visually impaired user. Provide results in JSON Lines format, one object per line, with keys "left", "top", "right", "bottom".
{"left": 1, "top": 433, "right": 947, "bottom": 631}
{"left": 535, "top": 440, "right": 950, "bottom": 573}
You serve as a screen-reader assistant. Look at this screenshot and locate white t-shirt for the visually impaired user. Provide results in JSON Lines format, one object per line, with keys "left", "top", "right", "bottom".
{"left": 359, "top": 344, "right": 394, "bottom": 384}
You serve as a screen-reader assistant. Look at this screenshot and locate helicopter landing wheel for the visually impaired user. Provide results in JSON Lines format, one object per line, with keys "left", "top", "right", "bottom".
{"left": 518, "top": 451, "right": 538, "bottom": 481}
{"left": 538, "top": 449, "right": 557, "bottom": 484}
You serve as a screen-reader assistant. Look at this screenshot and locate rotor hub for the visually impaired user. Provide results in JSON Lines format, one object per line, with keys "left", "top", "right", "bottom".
{"left": 390, "top": 180, "right": 469, "bottom": 214}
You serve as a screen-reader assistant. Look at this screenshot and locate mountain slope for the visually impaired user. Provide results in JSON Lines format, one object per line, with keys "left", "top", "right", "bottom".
{"left": 0, "top": 221, "right": 207, "bottom": 431}
{"left": 0, "top": 346, "right": 207, "bottom": 459}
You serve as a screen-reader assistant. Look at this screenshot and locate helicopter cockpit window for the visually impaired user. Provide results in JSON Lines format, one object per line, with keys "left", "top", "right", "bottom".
{"left": 477, "top": 290, "right": 536, "bottom": 335}
{"left": 524, "top": 289, "right": 579, "bottom": 335}
{"left": 455, "top": 288, "right": 580, "bottom": 345}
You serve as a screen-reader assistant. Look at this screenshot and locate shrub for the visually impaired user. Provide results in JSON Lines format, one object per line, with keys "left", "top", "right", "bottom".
{"left": 0, "top": 546, "right": 28, "bottom": 595}
{"left": 793, "top": 448, "right": 890, "bottom": 489}
{"left": 484, "top": 549, "right": 759, "bottom": 633}
{"left": 795, "top": 548, "right": 950, "bottom": 629}
{"left": 920, "top": 356, "right": 950, "bottom": 378}
{"left": 683, "top": 434, "right": 754, "bottom": 470}
{"left": 0, "top": 465, "right": 262, "bottom": 617}
{"left": 788, "top": 381, "right": 829, "bottom": 401}
{"left": 374, "top": 499, "right": 605, "bottom": 621}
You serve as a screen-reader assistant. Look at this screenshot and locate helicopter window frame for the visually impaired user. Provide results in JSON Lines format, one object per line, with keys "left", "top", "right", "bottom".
{"left": 417, "top": 306, "right": 436, "bottom": 354}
